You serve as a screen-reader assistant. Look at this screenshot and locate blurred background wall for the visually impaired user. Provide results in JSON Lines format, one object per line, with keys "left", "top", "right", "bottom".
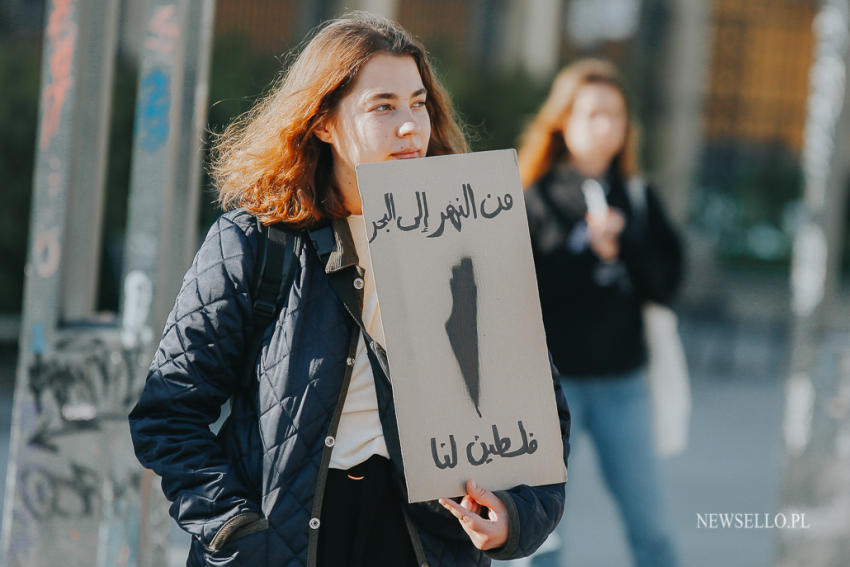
{"left": 0, "top": 0, "right": 848, "bottom": 565}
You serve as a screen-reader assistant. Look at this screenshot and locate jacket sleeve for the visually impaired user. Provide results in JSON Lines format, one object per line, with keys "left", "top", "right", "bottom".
{"left": 619, "top": 185, "right": 684, "bottom": 305}
{"left": 486, "top": 355, "right": 571, "bottom": 560}
{"left": 128, "top": 213, "right": 262, "bottom": 549}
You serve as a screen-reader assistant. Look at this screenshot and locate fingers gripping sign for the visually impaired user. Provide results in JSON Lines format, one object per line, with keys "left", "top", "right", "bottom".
{"left": 439, "top": 480, "right": 509, "bottom": 550}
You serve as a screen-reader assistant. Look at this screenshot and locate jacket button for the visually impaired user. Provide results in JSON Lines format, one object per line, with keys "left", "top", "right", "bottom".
{"left": 309, "top": 517, "right": 320, "bottom": 530}
{"left": 346, "top": 357, "right": 355, "bottom": 366}
{"left": 324, "top": 436, "right": 335, "bottom": 448}
{"left": 353, "top": 277, "right": 364, "bottom": 290}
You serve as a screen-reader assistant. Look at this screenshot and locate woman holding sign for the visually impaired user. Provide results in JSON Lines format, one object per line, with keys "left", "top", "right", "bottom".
{"left": 519, "top": 59, "right": 683, "bottom": 567}
{"left": 129, "top": 12, "right": 570, "bottom": 567}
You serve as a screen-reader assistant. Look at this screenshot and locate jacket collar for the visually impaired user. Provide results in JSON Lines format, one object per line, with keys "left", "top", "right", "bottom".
{"left": 310, "top": 217, "right": 359, "bottom": 274}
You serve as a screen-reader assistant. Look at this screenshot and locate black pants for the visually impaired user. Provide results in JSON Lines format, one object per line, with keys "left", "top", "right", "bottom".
{"left": 317, "top": 455, "right": 418, "bottom": 567}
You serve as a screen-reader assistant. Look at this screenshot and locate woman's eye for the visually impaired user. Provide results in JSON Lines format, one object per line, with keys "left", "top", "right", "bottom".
{"left": 373, "top": 104, "right": 392, "bottom": 112}
{"left": 412, "top": 100, "right": 427, "bottom": 109}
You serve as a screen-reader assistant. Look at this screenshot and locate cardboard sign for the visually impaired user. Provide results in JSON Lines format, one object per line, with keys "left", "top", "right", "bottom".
{"left": 356, "top": 149, "right": 566, "bottom": 503}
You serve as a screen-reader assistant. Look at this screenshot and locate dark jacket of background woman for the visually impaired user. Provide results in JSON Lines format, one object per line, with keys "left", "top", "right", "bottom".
{"left": 525, "top": 165, "right": 683, "bottom": 377}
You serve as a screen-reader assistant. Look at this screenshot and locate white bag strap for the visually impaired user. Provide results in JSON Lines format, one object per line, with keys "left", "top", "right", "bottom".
{"left": 626, "top": 175, "right": 648, "bottom": 221}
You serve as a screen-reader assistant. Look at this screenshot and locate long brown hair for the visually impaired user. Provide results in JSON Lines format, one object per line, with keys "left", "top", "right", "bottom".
{"left": 517, "top": 58, "right": 638, "bottom": 189}
{"left": 211, "top": 12, "right": 468, "bottom": 227}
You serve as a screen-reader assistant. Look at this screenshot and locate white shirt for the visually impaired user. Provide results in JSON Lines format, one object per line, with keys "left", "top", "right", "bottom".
{"left": 328, "top": 215, "right": 390, "bottom": 469}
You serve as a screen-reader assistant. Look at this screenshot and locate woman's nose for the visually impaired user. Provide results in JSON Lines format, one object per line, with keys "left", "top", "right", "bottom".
{"left": 597, "top": 116, "right": 614, "bottom": 134}
{"left": 398, "top": 119, "right": 418, "bottom": 137}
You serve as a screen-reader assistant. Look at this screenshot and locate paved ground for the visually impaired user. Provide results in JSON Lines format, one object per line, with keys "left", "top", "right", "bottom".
{"left": 498, "top": 314, "right": 789, "bottom": 567}
{"left": 552, "top": 363, "right": 785, "bottom": 567}
{"left": 0, "top": 303, "right": 791, "bottom": 566}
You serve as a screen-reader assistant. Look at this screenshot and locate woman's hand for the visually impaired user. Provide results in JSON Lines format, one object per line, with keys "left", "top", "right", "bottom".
{"left": 439, "top": 480, "right": 509, "bottom": 550}
{"left": 586, "top": 208, "right": 625, "bottom": 261}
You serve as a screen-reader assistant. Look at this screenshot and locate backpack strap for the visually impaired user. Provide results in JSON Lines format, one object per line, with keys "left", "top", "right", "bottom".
{"left": 307, "top": 224, "right": 336, "bottom": 265}
{"left": 240, "top": 219, "right": 302, "bottom": 388}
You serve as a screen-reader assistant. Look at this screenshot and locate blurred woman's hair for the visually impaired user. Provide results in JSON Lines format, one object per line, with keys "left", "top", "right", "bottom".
{"left": 211, "top": 12, "right": 468, "bottom": 227}
{"left": 517, "top": 58, "right": 638, "bottom": 188}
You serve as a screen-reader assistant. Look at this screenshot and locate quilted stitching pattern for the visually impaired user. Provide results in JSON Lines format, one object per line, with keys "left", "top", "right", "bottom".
{"left": 130, "top": 209, "right": 571, "bottom": 566}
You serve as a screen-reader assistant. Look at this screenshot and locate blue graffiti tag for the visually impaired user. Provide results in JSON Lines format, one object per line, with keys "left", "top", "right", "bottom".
{"left": 31, "top": 322, "right": 46, "bottom": 355}
{"left": 137, "top": 67, "right": 170, "bottom": 151}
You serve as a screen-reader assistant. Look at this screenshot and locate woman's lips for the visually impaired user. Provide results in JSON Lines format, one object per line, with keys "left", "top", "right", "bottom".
{"left": 390, "top": 150, "right": 421, "bottom": 159}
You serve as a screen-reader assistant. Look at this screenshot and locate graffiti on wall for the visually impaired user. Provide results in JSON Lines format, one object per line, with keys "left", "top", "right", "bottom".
{"left": 25, "top": 334, "right": 142, "bottom": 450}
{"left": 7, "top": 329, "right": 147, "bottom": 567}
{"left": 40, "top": 0, "right": 77, "bottom": 151}
{"left": 137, "top": 4, "right": 180, "bottom": 153}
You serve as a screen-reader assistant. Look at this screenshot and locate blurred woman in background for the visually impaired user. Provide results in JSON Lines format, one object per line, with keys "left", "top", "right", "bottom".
{"left": 518, "top": 59, "right": 682, "bottom": 567}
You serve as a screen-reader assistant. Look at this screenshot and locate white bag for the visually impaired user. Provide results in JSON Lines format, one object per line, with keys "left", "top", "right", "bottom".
{"left": 643, "top": 302, "right": 691, "bottom": 456}
{"left": 624, "top": 177, "right": 692, "bottom": 456}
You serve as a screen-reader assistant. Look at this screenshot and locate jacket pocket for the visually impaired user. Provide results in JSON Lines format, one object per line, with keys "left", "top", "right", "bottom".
{"left": 209, "top": 512, "right": 268, "bottom": 550}
{"left": 199, "top": 514, "right": 270, "bottom": 566}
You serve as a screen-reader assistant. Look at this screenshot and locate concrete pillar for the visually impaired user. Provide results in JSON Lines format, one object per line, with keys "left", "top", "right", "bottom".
{"left": 61, "top": 0, "right": 120, "bottom": 320}
{"left": 2, "top": 0, "right": 126, "bottom": 565}
{"left": 520, "top": 0, "right": 562, "bottom": 81}
{"left": 779, "top": 1, "right": 850, "bottom": 564}
{"left": 122, "top": 0, "right": 215, "bottom": 345}
{"left": 654, "top": 0, "right": 710, "bottom": 224}
{"left": 122, "top": 1, "right": 215, "bottom": 563}
{"left": 350, "top": 0, "right": 399, "bottom": 19}
{"left": 493, "top": 0, "right": 563, "bottom": 80}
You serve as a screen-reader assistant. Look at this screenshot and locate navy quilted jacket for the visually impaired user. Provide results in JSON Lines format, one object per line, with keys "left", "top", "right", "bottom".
{"left": 129, "top": 209, "right": 571, "bottom": 566}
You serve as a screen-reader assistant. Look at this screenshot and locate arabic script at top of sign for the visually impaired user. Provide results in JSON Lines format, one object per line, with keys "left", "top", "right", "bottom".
{"left": 366, "top": 183, "right": 515, "bottom": 242}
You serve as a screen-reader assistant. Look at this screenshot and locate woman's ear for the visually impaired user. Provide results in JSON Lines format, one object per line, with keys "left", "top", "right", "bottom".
{"left": 314, "top": 119, "right": 334, "bottom": 144}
